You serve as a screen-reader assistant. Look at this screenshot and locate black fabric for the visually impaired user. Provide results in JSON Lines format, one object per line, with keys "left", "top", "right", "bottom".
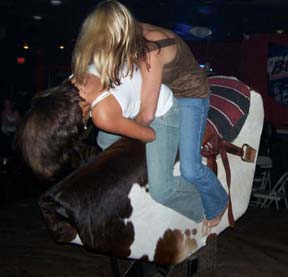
{"left": 38, "top": 138, "right": 147, "bottom": 258}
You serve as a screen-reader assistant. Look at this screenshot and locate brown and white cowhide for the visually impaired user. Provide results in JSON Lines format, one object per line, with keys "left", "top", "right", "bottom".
{"left": 39, "top": 83, "right": 264, "bottom": 265}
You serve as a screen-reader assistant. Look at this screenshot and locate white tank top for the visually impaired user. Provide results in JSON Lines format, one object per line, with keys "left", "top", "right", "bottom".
{"left": 88, "top": 64, "right": 173, "bottom": 119}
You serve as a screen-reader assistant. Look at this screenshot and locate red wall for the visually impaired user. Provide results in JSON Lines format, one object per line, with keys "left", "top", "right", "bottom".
{"left": 188, "top": 34, "right": 288, "bottom": 129}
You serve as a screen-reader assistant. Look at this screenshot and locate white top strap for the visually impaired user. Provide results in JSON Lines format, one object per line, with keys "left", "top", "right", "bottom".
{"left": 89, "top": 91, "right": 111, "bottom": 117}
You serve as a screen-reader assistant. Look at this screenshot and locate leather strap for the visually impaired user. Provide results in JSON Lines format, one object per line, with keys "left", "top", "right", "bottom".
{"left": 201, "top": 134, "right": 256, "bottom": 227}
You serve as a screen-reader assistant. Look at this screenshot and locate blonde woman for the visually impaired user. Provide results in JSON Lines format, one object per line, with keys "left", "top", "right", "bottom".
{"left": 18, "top": 65, "right": 204, "bottom": 222}
{"left": 72, "top": 0, "right": 227, "bottom": 227}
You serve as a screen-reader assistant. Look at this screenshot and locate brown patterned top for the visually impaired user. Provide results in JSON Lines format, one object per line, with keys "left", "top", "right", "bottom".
{"left": 147, "top": 36, "right": 209, "bottom": 98}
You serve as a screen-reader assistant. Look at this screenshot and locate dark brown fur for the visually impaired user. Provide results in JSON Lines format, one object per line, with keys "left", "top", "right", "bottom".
{"left": 154, "top": 229, "right": 198, "bottom": 265}
{"left": 39, "top": 138, "right": 147, "bottom": 257}
{"left": 17, "top": 80, "right": 83, "bottom": 179}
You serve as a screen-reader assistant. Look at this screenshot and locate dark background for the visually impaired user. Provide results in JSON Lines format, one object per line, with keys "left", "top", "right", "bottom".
{"left": 1, "top": 0, "right": 288, "bottom": 127}
{"left": 0, "top": 0, "right": 287, "bottom": 172}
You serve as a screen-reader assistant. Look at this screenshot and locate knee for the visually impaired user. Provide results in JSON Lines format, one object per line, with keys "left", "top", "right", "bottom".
{"left": 149, "top": 187, "right": 169, "bottom": 205}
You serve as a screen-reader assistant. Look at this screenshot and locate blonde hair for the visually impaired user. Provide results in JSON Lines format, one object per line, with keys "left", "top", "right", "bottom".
{"left": 72, "top": 0, "right": 146, "bottom": 89}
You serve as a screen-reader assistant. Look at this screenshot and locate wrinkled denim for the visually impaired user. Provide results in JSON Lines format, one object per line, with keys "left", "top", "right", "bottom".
{"left": 146, "top": 98, "right": 204, "bottom": 222}
{"left": 177, "top": 97, "right": 228, "bottom": 220}
{"left": 97, "top": 99, "right": 204, "bottom": 222}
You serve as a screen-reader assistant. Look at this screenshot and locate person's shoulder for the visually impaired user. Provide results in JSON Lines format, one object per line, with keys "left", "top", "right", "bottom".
{"left": 92, "top": 97, "right": 123, "bottom": 133}
{"left": 93, "top": 95, "right": 120, "bottom": 120}
{"left": 141, "top": 23, "right": 173, "bottom": 41}
{"left": 145, "top": 30, "right": 169, "bottom": 41}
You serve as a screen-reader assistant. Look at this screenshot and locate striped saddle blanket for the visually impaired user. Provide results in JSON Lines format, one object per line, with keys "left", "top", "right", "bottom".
{"left": 204, "top": 76, "right": 254, "bottom": 227}
{"left": 207, "top": 76, "right": 251, "bottom": 142}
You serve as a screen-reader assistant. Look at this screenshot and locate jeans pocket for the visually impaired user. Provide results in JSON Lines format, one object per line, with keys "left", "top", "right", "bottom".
{"left": 158, "top": 100, "right": 180, "bottom": 128}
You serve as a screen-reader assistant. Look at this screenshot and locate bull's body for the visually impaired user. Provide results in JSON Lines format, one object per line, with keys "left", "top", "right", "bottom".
{"left": 39, "top": 79, "right": 264, "bottom": 265}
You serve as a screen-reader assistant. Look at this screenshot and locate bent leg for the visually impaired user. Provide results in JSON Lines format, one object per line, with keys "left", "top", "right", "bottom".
{"left": 178, "top": 97, "right": 228, "bottom": 220}
{"left": 146, "top": 99, "right": 204, "bottom": 222}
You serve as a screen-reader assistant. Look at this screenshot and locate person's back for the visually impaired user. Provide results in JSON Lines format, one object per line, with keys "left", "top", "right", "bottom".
{"left": 141, "top": 23, "right": 209, "bottom": 99}
{"left": 88, "top": 65, "right": 173, "bottom": 119}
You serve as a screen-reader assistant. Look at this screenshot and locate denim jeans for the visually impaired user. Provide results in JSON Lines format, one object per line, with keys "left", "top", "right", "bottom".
{"left": 97, "top": 99, "right": 204, "bottom": 222}
{"left": 97, "top": 131, "right": 121, "bottom": 150}
{"left": 177, "top": 97, "right": 228, "bottom": 220}
{"left": 146, "top": 98, "right": 204, "bottom": 222}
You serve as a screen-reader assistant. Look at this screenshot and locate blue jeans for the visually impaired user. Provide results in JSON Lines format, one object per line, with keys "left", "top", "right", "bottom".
{"left": 177, "top": 97, "right": 228, "bottom": 220}
{"left": 146, "top": 98, "right": 204, "bottom": 222}
{"left": 97, "top": 131, "right": 121, "bottom": 150}
{"left": 97, "top": 99, "right": 204, "bottom": 222}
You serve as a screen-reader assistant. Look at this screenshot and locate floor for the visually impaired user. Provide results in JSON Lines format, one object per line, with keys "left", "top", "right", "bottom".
{"left": 217, "top": 207, "right": 288, "bottom": 277}
{"left": 1, "top": 189, "right": 288, "bottom": 276}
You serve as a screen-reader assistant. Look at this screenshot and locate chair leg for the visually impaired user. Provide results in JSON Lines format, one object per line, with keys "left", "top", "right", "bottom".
{"left": 267, "top": 170, "right": 272, "bottom": 190}
{"left": 284, "top": 191, "right": 288, "bottom": 208}
{"left": 256, "top": 197, "right": 262, "bottom": 207}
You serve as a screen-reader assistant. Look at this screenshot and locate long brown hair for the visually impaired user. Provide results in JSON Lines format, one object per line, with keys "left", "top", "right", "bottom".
{"left": 72, "top": 0, "right": 147, "bottom": 89}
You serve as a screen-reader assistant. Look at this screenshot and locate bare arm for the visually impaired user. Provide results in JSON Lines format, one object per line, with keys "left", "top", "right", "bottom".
{"left": 135, "top": 53, "right": 164, "bottom": 126}
{"left": 92, "top": 97, "right": 156, "bottom": 143}
{"left": 135, "top": 29, "right": 177, "bottom": 126}
{"left": 73, "top": 73, "right": 155, "bottom": 142}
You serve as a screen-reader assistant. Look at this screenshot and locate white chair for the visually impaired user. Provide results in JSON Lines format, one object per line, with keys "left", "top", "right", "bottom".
{"left": 255, "top": 155, "right": 273, "bottom": 189}
{"left": 252, "top": 171, "right": 288, "bottom": 209}
{"left": 249, "top": 155, "right": 273, "bottom": 207}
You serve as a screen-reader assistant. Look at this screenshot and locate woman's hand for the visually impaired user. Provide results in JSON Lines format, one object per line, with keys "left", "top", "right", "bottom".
{"left": 139, "top": 125, "right": 156, "bottom": 143}
{"left": 90, "top": 96, "right": 157, "bottom": 143}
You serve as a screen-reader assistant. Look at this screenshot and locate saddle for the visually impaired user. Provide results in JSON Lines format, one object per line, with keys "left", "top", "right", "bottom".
{"left": 201, "top": 76, "right": 257, "bottom": 227}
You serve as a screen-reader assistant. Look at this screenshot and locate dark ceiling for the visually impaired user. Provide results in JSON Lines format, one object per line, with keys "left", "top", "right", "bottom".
{"left": 1, "top": 0, "right": 288, "bottom": 48}
{"left": 0, "top": 0, "right": 287, "bottom": 101}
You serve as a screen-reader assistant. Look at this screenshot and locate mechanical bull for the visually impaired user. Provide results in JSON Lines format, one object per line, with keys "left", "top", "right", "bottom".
{"left": 39, "top": 76, "right": 264, "bottom": 266}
